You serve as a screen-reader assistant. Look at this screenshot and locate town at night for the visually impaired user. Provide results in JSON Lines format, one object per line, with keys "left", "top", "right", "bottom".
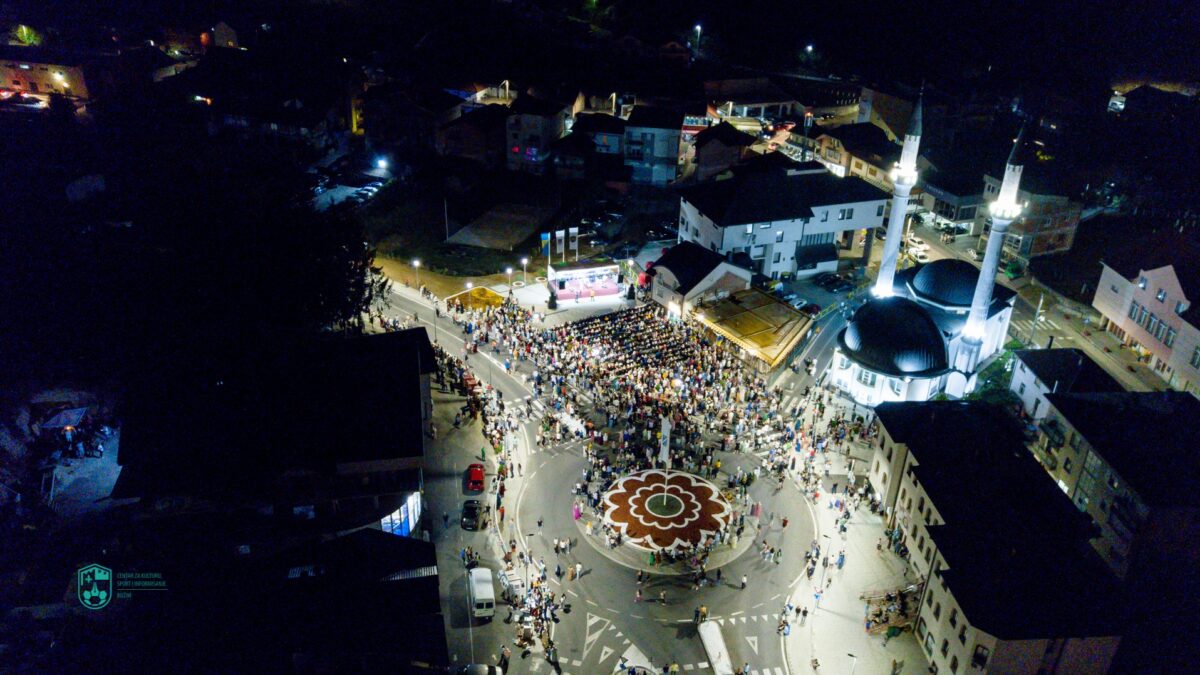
{"left": 1, "top": 1, "right": 1198, "bottom": 673}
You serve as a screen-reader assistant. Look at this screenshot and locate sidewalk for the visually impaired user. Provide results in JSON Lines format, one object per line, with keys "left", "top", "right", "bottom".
{"left": 782, "top": 397, "right": 926, "bottom": 675}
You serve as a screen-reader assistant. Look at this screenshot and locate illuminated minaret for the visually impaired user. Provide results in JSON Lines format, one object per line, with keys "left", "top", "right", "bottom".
{"left": 872, "top": 89, "right": 924, "bottom": 296}
{"left": 959, "top": 124, "right": 1027, "bottom": 370}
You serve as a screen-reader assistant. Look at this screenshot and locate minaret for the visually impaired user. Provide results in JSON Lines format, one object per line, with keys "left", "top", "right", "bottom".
{"left": 872, "top": 89, "right": 924, "bottom": 296}
{"left": 959, "top": 124, "right": 1027, "bottom": 368}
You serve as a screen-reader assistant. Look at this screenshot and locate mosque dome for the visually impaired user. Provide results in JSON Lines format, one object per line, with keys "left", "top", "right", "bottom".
{"left": 910, "top": 259, "right": 980, "bottom": 309}
{"left": 838, "top": 296, "right": 949, "bottom": 377}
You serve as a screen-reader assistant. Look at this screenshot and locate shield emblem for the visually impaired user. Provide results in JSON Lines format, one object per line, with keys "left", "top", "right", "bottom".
{"left": 77, "top": 564, "right": 112, "bottom": 610}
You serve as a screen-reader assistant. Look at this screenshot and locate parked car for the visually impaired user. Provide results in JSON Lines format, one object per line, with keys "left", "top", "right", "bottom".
{"left": 914, "top": 250, "right": 931, "bottom": 263}
{"left": 461, "top": 499, "right": 483, "bottom": 530}
{"left": 466, "top": 463, "right": 485, "bottom": 492}
{"left": 811, "top": 272, "right": 838, "bottom": 286}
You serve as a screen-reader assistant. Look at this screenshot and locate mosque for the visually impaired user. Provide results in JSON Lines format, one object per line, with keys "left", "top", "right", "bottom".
{"left": 831, "top": 94, "right": 1027, "bottom": 406}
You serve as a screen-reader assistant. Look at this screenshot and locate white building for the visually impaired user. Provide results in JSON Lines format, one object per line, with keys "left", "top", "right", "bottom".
{"left": 1009, "top": 349, "right": 1123, "bottom": 420}
{"left": 870, "top": 402, "right": 1123, "bottom": 675}
{"left": 648, "top": 241, "right": 752, "bottom": 317}
{"left": 677, "top": 160, "right": 889, "bottom": 280}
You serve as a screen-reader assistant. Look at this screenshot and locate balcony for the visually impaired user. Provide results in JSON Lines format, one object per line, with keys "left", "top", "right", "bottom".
{"left": 1039, "top": 418, "right": 1066, "bottom": 449}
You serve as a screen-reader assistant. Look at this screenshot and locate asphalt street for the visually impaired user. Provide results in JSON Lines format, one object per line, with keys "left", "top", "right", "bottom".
{"left": 383, "top": 287, "right": 823, "bottom": 675}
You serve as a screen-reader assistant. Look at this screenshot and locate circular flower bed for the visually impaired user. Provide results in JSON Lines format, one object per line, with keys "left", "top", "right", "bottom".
{"left": 602, "top": 470, "right": 732, "bottom": 551}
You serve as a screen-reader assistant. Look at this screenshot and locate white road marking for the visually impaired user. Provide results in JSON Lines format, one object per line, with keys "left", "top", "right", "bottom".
{"left": 746, "top": 635, "right": 759, "bottom": 654}
{"left": 583, "top": 613, "right": 610, "bottom": 661}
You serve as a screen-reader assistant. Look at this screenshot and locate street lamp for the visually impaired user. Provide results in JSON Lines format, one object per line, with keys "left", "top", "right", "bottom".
{"left": 521, "top": 257, "right": 528, "bottom": 285}
{"left": 848, "top": 653, "right": 858, "bottom": 675}
{"left": 376, "top": 157, "right": 388, "bottom": 170}
{"left": 506, "top": 267, "right": 513, "bottom": 289}
{"left": 806, "top": 43, "right": 814, "bottom": 54}
{"left": 412, "top": 259, "right": 421, "bottom": 289}
{"left": 694, "top": 24, "right": 702, "bottom": 50}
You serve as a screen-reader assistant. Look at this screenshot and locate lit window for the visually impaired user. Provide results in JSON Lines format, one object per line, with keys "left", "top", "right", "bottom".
{"left": 857, "top": 369, "right": 876, "bottom": 386}
{"left": 1166, "top": 328, "right": 1177, "bottom": 347}
{"left": 1138, "top": 276, "right": 1147, "bottom": 289}
{"left": 1176, "top": 300, "right": 1187, "bottom": 315}
{"left": 1157, "top": 288, "right": 1166, "bottom": 302}
{"left": 890, "top": 378, "right": 903, "bottom": 395}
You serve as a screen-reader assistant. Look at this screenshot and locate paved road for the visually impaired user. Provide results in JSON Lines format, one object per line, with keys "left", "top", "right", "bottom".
{"left": 382, "top": 287, "right": 821, "bottom": 674}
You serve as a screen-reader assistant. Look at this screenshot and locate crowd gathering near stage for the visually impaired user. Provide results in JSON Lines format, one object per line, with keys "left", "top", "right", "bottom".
{"left": 415, "top": 291, "right": 922, "bottom": 668}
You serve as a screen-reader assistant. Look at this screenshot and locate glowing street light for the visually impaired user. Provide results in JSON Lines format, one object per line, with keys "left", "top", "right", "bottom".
{"left": 806, "top": 44, "right": 814, "bottom": 54}
{"left": 694, "top": 24, "right": 702, "bottom": 49}
{"left": 520, "top": 257, "right": 529, "bottom": 285}
{"left": 506, "top": 267, "right": 513, "bottom": 286}
{"left": 411, "top": 259, "right": 421, "bottom": 289}
{"left": 376, "top": 157, "right": 389, "bottom": 170}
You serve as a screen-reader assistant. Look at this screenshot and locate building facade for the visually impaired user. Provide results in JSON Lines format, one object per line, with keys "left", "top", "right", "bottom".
{"left": 1009, "top": 349, "right": 1125, "bottom": 420}
{"left": 1092, "top": 252, "right": 1200, "bottom": 395}
{"left": 624, "top": 106, "right": 683, "bottom": 185}
{"left": 505, "top": 95, "right": 569, "bottom": 174}
{"left": 0, "top": 45, "right": 95, "bottom": 99}
{"left": 980, "top": 174, "right": 1082, "bottom": 266}
{"left": 677, "top": 163, "right": 888, "bottom": 279}
{"left": 648, "top": 241, "right": 752, "bottom": 316}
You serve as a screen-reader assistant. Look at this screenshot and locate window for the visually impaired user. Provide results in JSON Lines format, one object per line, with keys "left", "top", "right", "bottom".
{"left": 773, "top": 252, "right": 782, "bottom": 264}
{"left": 1111, "top": 284, "right": 1119, "bottom": 293}
{"left": 745, "top": 224, "right": 753, "bottom": 234}
{"left": 918, "top": 497, "right": 925, "bottom": 512}
{"left": 1063, "top": 457, "right": 1073, "bottom": 473}
{"left": 857, "top": 369, "right": 877, "bottom": 386}
{"left": 949, "top": 609, "right": 958, "bottom": 627}
{"left": 950, "top": 656, "right": 959, "bottom": 673}
{"left": 776, "top": 230, "right": 784, "bottom": 243}
{"left": 1155, "top": 321, "right": 1168, "bottom": 341}
{"left": 1157, "top": 288, "right": 1167, "bottom": 302}
{"left": 941, "top": 638, "right": 949, "bottom": 657}
{"left": 1018, "top": 383, "right": 1025, "bottom": 395}
{"left": 869, "top": 167, "right": 877, "bottom": 177}
{"left": 877, "top": 204, "right": 885, "bottom": 217}
{"left": 924, "top": 632, "right": 936, "bottom": 655}
{"left": 839, "top": 355, "right": 850, "bottom": 370}
{"left": 1128, "top": 301, "right": 1140, "bottom": 320}
{"left": 1138, "top": 276, "right": 1147, "bottom": 289}
{"left": 759, "top": 223, "right": 772, "bottom": 229}
{"left": 958, "top": 623, "right": 967, "bottom": 644}
{"left": 926, "top": 590, "right": 934, "bottom": 608}
{"left": 1166, "top": 328, "right": 1177, "bottom": 347}
{"left": 1138, "top": 307, "right": 1148, "bottom": 326}
{"left": 973, "top": 645, "right": 991, "bottom": 668}
{"left": 1176, "top": 300, "right": 1187, "bottom": 315}
{"left": 934, "top": 603, "right": 942, "bottom": 620}
{"left": 890, "top": 378, "right": 903, "bottom": 395}
{"left": 1191, "top": 346, "right": 1200, "bottom": 368}
{"left": 821, "top": 210, "right": 829, "bottom": 222}
{"left": 1146, "top": 313, "right": 1158, "bottom": 333}
{"left": 837, "top": 209, "right": 846, "bottom": 221}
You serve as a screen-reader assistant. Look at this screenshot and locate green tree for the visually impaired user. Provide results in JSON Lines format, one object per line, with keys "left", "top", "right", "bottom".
{"left": 10, "top": 24, "right": 43, "bottom": 46}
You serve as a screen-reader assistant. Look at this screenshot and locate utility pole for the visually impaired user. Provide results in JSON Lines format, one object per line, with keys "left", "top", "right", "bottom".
{"left": 444, "top": 197, "right": 450, "bottom": 242}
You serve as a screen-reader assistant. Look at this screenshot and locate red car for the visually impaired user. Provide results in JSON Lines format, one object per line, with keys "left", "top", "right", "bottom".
{"left": 466, "top": 463, "right": 486, "bottom": 492}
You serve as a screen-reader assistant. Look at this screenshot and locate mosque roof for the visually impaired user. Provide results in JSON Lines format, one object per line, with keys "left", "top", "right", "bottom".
{"left": 909, "top": 258, "right": 980, "bottom": 308}
{"left": 838, "top": 296, "right": 948, "bottom": 378}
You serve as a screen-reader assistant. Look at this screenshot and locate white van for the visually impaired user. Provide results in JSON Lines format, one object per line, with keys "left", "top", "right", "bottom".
{"left": 468, "top": 567, "right": 496, "bottom": 620}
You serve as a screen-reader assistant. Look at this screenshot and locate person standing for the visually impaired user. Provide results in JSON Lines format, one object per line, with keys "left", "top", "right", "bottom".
{"left": 741, "top": 574, "right": 747, "bottom": 590}
{"left": 575, "top": 562, "right": 583, "bottom": 580}
{"left": 442, "top": 512, "right": 450, "bottom": 529}
{"left": 659, "top": 590, "right": 666, "bottom": 605}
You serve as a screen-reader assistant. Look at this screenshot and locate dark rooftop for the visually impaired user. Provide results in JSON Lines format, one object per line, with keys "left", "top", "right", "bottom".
{"left": 703, "top": 78, "right": 796, "bottom": 105}
{"left": 0, "top": 43, "right": 101, "bottom": 67}
{"left": 680, "top": 164, "right": 888, "bottom": 226}
{"left": 694, "top": 121, "right": 757, "bottom": 150}
{"left": 1045, "top": 392, "right": 1200, "bottom": 508}
{"left": 932, "top": 522, "right": 1123, "bottom": 640}
{"left": 442, "top": 102, "right": 511, "bottom": 131}
{"left": 509, "top": 93, "right": 567, "bottom": 117}
{"left": 650, "top": 241, "right": 732, "bottom": 295}
{"left": 573, "top": 111, "right": 627, "bottom": 135}
{"left": 626, "top": 105, "right": 684, "bottom": 130}
{"left": 875, "top": 401, "right": 1096, "bottom": 544}
{"left": 876, "top": 401, "right": 1116, "bottom": 639}
{"left": 115, "top": 329, "right": 435, "bottom": 498}
{"left": 821, "top": 122, "right": 899, "bottom": 167}
{"left": 1014, "top": 349, "right": 1125, "bottom": 396}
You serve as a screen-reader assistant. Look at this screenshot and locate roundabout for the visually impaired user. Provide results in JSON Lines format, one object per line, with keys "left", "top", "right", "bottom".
{"left": 602, "top": 470, "right": 733, "bottom": 552}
